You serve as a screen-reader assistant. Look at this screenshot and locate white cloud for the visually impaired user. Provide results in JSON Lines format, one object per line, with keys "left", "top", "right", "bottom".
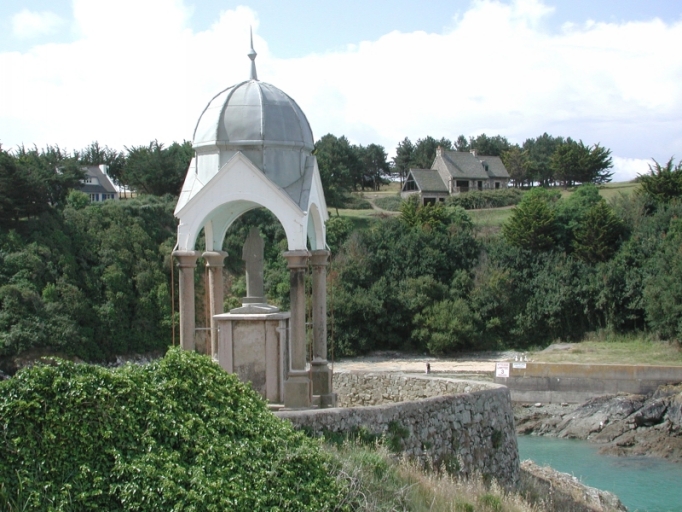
{"left": 0, "top": 0, "right": 681, "bottom": 180}
{"left": 611, "top": 156, "right": 650, "bottom": 183}
{"left": 11, "top": 9, "right": 64, "bottom": 39}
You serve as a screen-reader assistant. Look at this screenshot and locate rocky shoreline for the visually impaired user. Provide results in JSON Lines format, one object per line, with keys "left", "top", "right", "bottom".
{"left": 514, "top": 383, "right": 682, "bottom": 462}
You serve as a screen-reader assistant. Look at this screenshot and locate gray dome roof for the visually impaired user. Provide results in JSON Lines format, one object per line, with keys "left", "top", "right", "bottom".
{"left": 193, "top": 79, "right": 314, "bottom": 151}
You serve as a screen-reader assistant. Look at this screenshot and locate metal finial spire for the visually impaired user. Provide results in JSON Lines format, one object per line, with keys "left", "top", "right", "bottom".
{"left": 248, "top": 26, "right": 258, "bottom": 80}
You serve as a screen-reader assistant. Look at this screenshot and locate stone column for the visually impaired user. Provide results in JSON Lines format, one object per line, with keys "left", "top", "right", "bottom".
{"left": 202, "top": 251, "right": 228, "bottom": 359}
{"left": 173, "top": 251, "right": 201, "bottom": 351}
{"left": 310, "top": 249, "right": 335, "bottom": 408}
{"left": 282, "top": 250, "right": 311, "bottom": 408}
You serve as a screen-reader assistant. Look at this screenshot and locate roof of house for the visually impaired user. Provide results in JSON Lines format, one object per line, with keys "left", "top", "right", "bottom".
{"left": 406, "top": 169, "right": 448, "bottom": 193}
{"left": 79, "top": 165, "right": 117, "bottom": 194}
{"left": 479, "top": 156, "right": 510, "bottom": 179}
{"left": 435, "top": 150, "right": 510, "bottom": 180}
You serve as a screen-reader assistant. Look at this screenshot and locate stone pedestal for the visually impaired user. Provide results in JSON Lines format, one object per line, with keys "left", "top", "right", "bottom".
{"left": 173, "top": 250, "right": 201, "bottom": 351}
{"left": 214, "top": 311, "right": 290, "bottom": 404}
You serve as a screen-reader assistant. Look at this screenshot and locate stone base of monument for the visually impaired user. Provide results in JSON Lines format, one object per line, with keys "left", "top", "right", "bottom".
{"left": 311, "top": 361, "right": 337, "bottom": 408}
{"left": 214, "top": 311, "right": 289, "bottom": 404}
{"left": 283, "top": 372, "right": 312, "bottom": 409}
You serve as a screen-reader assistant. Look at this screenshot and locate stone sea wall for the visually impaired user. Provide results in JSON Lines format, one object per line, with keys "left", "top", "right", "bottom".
{"left": 497, "top": 362, "right": 682, "bottom": 403}
{"left": 276, "top": 372, "right": 519, "bottom": 487}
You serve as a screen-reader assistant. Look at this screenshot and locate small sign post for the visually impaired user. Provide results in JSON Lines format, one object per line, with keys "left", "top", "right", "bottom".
{"left": 496, "top": 362, "right": 510, "bottom": 378}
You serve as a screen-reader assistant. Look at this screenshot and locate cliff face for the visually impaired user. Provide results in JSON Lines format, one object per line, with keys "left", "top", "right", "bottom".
{"left": 515, "top": 383, "right": 682, "bottom": 461}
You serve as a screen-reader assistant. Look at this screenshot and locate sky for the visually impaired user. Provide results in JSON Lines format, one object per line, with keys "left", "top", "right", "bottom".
{"left": 1, "top": 0, "right": 681, "bottom": 182}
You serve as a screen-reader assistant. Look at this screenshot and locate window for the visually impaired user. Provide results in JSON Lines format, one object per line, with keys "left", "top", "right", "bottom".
{"left": 495, "top": 182, "right": 500, "bottom": 189}
{"left": 403, "top": 177, "right": 418, "bottom": 191}
{"left": 478, "top": 181, "right": 483, "bottom": 190}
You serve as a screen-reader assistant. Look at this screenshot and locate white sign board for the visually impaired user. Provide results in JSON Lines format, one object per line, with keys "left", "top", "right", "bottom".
{"left": 495, "top": 362, "right": 510, "bottom": 378}
{"left": 512, "top": 362, "right": 527, "bottom": 369}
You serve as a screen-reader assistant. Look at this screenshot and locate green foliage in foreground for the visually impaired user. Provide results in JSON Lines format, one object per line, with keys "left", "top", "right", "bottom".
{"left": 0, "top": 348, "right": 344, "bottom": 511}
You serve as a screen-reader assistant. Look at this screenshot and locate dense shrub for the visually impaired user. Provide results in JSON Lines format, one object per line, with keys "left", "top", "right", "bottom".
{"left": 330, "top": 207, "right": 479, "bottom": 355}
{"left": 0, "top": 348, "right": 345, "bottom": 511}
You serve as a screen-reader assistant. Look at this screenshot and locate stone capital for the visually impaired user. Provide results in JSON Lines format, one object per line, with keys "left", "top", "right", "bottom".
{"left": 310, "top": 249, "right": 330, "bottom": 267}
{"left": 202, "top": 250, "right": 228, "bottom": 268}
{"left": 173, "top": 250, "right": 201, "bottom": 268}
{"left": 283, "top": 250, "right": 311, "bottom": 269}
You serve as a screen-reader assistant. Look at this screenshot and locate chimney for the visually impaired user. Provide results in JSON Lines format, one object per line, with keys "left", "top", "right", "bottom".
{"left": 436, "top": 146, "right": 443, "bottom": 157}
{"left": 470, "top": 149, "right": 477, "bottom": 157}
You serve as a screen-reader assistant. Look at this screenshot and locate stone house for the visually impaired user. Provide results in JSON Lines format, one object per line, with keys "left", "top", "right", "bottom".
{"left": 401, "top": 147, "right": 510, "bottom": 204}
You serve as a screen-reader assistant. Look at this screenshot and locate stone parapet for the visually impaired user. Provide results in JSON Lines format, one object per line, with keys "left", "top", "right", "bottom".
{"left": 276, "top": 372, "right": 519, "bottom": 487}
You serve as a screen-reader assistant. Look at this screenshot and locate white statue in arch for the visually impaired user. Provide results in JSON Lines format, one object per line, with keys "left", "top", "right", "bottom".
{"left": 173, "top": 31, "right": 334, "bottom": 409}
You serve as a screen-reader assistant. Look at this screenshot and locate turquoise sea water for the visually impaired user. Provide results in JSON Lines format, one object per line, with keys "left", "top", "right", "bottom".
{"left": 517, "top": 435, "right": 682, "bottom": 512}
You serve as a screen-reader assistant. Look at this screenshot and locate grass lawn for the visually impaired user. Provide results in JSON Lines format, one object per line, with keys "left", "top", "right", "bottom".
{"left": 529, "top": 335, "right": 682, "bottom": 366}
{"left": 468, "top": 207, "right": 513, "bottom": 230}
{"left": 335, "top": 209, "right": 394, "bottom": 231}
{"left": 598, "top": 181, "right": 639, "bottom": 201}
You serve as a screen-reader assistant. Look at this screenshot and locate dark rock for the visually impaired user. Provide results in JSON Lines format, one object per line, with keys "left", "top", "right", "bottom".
{"left": 666, "top": 394, "right": 682, "bottom": 431}
{"left": 653, "top": 383, "right": 682, "bottom": 399}
{"left": 633, "top": 398, "right": 668, "bottom": 427}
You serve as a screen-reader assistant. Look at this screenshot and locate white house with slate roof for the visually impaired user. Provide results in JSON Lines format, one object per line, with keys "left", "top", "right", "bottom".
{"left": 79, "top": 165, "right": 118, "bottom": 202}
{"left": 401, "top": 147, "right": 510, "bottom": 204}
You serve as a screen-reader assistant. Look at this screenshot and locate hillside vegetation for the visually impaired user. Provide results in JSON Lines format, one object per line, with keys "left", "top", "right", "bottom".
{"left": 1, "top": 137, "right": 681, "bottom": 364}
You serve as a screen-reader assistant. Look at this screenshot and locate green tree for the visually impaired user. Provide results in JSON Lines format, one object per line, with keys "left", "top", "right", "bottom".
{"left": 14, "top": 145, "right": 85, "bottom": 209}
{"left": 550, "top": 140, "right": 613, "bottom": 187}
{"left": 638, "top": 157, "right": 682, "bottom": 203}
{"left": 502, "top": 189, "right": 559, "bottom": 251}
{"left": 523, "top": 133, "right": 564, "bottom": 186}
{"left": 501, "top": 145, "right": 530, "bottom": 187}
{"left": 413, "top": 297, "right": 479, "bottom": 354}
{"left": 392, "top": 137, "right": 414, "bottom": 185}
{"left": 469, "top": 133, "right": 510, "bottom": 156}
{"left": 411, "top": 136, "right": 452, "bottom": 169}
{"left": 399, "top": 196, "right": 448, "bottom": 229}
{"left": 0, "top": 150, "right": 33, "bottom": 222}
{"left": 122, "top": 140, "right": 193, "bottom": 196}
{"left": 572, "top": 200, "right": 624, "bottom": 263}
{"left": 454, "top": 134, "right": 470, "bottom": 152}
{"left": 358, "top": 143, "right": 390, "bottom": 191}
{"left": 314, "top": 134, "right": 358, "bottom": 213}
{"left": 643, "top": 217, "right": 682, "bottom": 340}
